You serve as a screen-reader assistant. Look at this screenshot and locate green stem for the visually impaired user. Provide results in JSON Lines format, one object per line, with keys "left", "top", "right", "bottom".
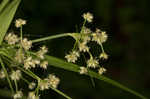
{"left": 0, "top": 57, "right": 14, "bottom": 94}
{"left": 20, "top": 26, "right": 23, "bottom": 41}
{"left": 17, "top": 67, "right": 38, "bottom": 80}
{"left": 32, "top": 33, "right": 73, "bottom": 43}
{"left": 99, "top": 42, "right": 105, "bottom": 53}
{"left": 21, "top": 77, "right": 30, "bottom": 84}
{"left": 14, "top": 80, "right": 18, "bottom": 92}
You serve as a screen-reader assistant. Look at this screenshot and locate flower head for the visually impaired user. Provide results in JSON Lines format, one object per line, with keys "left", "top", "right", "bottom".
{"left": 37, "top": 46, "right": 48, "bottom": 59}
{"left": 24, "top": 57, "right": 39, "bottom": 69}
{"left": 99, "top": 52, "right": 108, "bottom": 60}
{"left": 15, "top": 18, "right": 26, "bottom": 28}
{"left": 28, "top": 91, "right": 39, "bottom": 99}
{"left": 65, "top": 51, "right": 80, "bottom": 63}
{"left": 83, "top": 12, "right": 93, "bottom": 23}
{"left": 21, "top": 38, "right": 32, "bottom": 50}
{"left": 5, "top": 33, "right": 19, "bottom": 45}
{"left": 98, "top": 67, "right": 106, "bottom": 75}
{"left": 39, "top": 79, "right": 49, "bottom": 90}
{"left": 79, "top": 67, "right": 88, "bottom": 74}
{"left": 78, "top": 42, "right": 89, "bottom": 52}
{"left": 13, "top": 91, "right": 23, "bottom": 99}
{"left": 87, "top": 57, "right": 99, "bottom": 68}
{"left": 40, "top": 61, "right": 48, "bottom": 69}
{"left": 0, "top": 70, "right": 5, "bottom": 79}
{"left": 92, "top": 30, "right": 108, "bottom": 44}
{"left": 29, "top": 82, "right": 36, "bottom": 90}
{"left": 15, "top": 49, "right": 25, "bottom": 63}
{"left": 10, "top": 70, "right": 22, "bottom": 81}
{"left": 48, "top": 74, "right": 60, "bottom": 88}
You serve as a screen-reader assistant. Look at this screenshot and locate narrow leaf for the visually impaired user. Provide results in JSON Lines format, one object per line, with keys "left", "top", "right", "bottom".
{"left": 0, "top": 0, "right": 21, "bottom": 45}
{"left": 45, "top": 55, "right": 147, "bottom": 99}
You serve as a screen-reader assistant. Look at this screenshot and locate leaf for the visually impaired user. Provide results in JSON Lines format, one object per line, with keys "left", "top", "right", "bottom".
{"left": 45, "top": 55, "right": 147, "bottom": 99}
{"left": 0, "top": 0, "right": 21, "bottom": 45}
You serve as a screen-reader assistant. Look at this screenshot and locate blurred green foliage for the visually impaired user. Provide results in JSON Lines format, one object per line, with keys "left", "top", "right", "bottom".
{"left": 2, "top": 0, "right": 150, "bottom": 98}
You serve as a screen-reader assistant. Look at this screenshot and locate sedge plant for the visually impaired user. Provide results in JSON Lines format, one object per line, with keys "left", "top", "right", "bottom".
{"left": 0, "top": 0, "right": 148, "bottom": 99}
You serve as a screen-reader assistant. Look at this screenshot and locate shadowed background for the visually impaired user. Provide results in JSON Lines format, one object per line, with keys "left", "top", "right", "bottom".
{"left": 4, "top": 0, "right": 150, "bottom": 99}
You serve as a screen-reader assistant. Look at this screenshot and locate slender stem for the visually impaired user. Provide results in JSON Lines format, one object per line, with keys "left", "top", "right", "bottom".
{"left": 14, "top": 80, "right": 18, "bottom": 92}
{"left": 35, "top": 81, "right": 40, "bottom": 96}
{"left": 80, "top": 20, "right": 86, "bottom": 33}
{"left": 32, "top": 33, "right": 74, "bottom": 43}
{"left": 99, "top": 42, "right": 105, "bottom": 53}
{"left": 17, "top": 67, "right": 38, "bottom": 80}
{"left": 0, "top": 58, "right": 14, "bottom": 94}
{"left": 20, "top": 26, "right": 23, "bottom": 41}
{"left": 21, "top": 77, "right": 30, "bottom": 84}
{"left": 82, "top": 53, "right": 95, "bottom": 87}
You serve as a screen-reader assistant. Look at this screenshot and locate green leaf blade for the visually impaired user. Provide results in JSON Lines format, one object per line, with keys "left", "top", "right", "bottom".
{"left": 0, "top": 0, "right": 21, "bottom": 45}
{"left": 45, "top": 55, "right": 148, "bottom": 99}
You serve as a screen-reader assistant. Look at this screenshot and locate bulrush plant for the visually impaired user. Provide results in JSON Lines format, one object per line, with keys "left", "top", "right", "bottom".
{"left": 0, "top": 0, "right": 148, "bottom": 99}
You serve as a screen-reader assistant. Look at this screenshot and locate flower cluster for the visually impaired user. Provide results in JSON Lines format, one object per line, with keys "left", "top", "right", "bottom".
{"left": 65, "top": 12, "right": 108, "bottom": 75}
{"left": 38, "top": 74, "right": 60, "bottom": 90}
{"left": 1, "top": 18, "right": 60, "bottom": 99}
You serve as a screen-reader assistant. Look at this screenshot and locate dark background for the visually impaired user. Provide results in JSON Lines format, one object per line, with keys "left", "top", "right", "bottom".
{"left": 8, "top": 0, "right": 150, "bottom": 99}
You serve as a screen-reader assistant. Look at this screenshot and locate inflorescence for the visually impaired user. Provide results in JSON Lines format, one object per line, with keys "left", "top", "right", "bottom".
{"left": 0, "top": 12, "right": 109, "bottom": 99}
{"left": 65, "top": 12, "right": 108, "bottom": 75}
{"left": 1, "top": 18, "right": 60, "bottom": 99}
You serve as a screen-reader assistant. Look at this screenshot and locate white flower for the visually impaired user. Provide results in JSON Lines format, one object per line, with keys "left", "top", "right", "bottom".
{"left": 24, "top": 57, "right": 33, "bottom": 69}
{"left": 79, "top": 67, "right": 88, "bottom": 74}
{"left": 37, "top": 46, "right": 48, "bottom": 59}
{"left": 0, "top": 70, "right": 5, "bottom": 79}
{"left": 10, "top": 70, "right": 22, "bottom": 81}
{"left": 87, "top": 57, "right": 99, "bottom": 68}
{"left": 24, "top": 57, "right": 39, "bottom": 69}
{"left": 92, "top": 30, "right": 108, "bottom": 44}
{"left": 48, "top": 74, "right": 60, "bottom": 88}
{"left": 40, "top": 61, "right": 48, "bottom": 69}
{"left": 21, "top": 38, "right": 32, "bottom": 50}
{"left": 28, "top": 92, "right": 39, "bottom": 99}
{"left": 78, "top": 42, "right": 89, "bottom": 52}
{"left": 5, "top": 33, "right": 19, "bottom": 45}
{"left": 15, "top": 18, "right": 26, "bottom": 28}
{"left": 99, "top": 52, "right": 108, "bottom": 59}
{"left": 39, "top": 79, "right": 49, "bottom": 90}
{"left": 83, "top": 12, "right": 93, "bottom": 23}
{"left": 15, "top": 49, "right": 24, "bottom": 63}
{"left": 82, "top": 27, "right": 92, "bottom": 34}
{"left": 98, "top": 67, "right": 106, "bottom": 75}
{"left": 29, "top": 82, "right": 36, "bottom": 90}
{"left": 65, "top": 51, "right": 80, "bottom": 63}
{"left": 13, "top": 91, "right": 23, "bottom": 99}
